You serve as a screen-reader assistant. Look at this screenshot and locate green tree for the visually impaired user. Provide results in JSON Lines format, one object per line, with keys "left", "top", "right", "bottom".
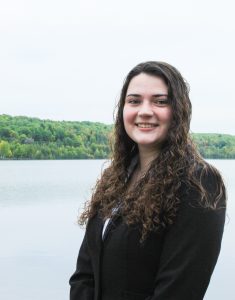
{"left": 0, "top": 141, "right": 12, "bottom": 158}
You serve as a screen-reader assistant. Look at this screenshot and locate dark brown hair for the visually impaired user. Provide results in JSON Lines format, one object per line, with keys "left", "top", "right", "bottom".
{"left": 79, "top": 61, "right": 226, "bottom": 240}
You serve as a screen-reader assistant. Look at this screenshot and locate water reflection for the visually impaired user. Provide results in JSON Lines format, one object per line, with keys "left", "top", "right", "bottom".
{"left": 0, "top": 160, "right": 233, "bottom": 300}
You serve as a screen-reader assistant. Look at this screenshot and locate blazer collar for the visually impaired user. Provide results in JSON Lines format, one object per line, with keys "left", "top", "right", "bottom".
{"left": 102, "top": 155, "right": 139, "bottom": 242}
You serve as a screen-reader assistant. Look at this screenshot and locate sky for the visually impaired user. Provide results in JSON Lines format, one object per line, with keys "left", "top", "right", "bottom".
{"left": 0, "top": 0, "right": 234, "bottom": 134}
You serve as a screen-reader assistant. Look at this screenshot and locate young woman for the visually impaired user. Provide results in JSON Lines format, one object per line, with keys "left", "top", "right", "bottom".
{"left": 69, "top": 61, "right": 226, "bottom": 300}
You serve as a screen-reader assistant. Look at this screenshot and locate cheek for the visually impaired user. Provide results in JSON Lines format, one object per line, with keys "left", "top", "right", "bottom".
{"left": 163, "top": 108, "right": 173, "bottom": 126}
{"left": 123, "top": 107, "right": 134, "bottom": 128}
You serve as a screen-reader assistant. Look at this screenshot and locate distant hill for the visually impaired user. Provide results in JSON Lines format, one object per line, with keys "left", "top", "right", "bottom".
{"left": 0, "top": 114, "right": 234, "bottom": 159}
{"left": 192, "top": 133, "right": 235, "bottom": 159}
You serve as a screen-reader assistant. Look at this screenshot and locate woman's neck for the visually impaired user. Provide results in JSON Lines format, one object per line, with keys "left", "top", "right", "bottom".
{"left": 138, "top": 145, "right": 160, "bottom": 173}
{"left": 126, "top": 146, "right": 159, "bottom": 192}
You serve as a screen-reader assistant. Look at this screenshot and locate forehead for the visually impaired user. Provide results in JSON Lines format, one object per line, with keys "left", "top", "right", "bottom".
{"left": 126, "top": 73, "right": 168, "bottom": 95}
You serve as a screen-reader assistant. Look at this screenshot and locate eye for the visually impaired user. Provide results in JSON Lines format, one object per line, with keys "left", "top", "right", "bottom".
{"left": 126, "top": 98, "right": 141, "bottom": 105}
{"left": 153, "top": 99, "right": 170, "bottom": 106}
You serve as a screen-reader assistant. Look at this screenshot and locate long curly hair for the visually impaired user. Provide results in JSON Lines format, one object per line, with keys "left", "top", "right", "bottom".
{"left": 79, "top": 61, "right": 226, "bottom": 240}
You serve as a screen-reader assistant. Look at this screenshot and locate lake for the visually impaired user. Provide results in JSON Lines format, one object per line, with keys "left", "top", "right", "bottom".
{"left": 0, "top": 160, "right": 234, "bottom": 300}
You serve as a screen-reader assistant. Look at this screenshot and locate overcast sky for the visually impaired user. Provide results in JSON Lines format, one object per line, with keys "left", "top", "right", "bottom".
{"left": 0, "top": 0, "right": 234, "bottom": 134}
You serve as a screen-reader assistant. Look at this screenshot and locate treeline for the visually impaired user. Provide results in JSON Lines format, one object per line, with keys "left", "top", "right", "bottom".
{"left": 0, "top": 114, "right": 111, "bottom": 159}
{"left": 0, "top": 114, "right": 234, "bottom": 159}
{"left": 192, "top": 133, "right": 235, "bottom": 159}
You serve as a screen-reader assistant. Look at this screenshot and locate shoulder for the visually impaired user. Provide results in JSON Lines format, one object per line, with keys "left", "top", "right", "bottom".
{"left": 196, "top": 162, "right": 224, "bottom": 188}
{"left": 180, "top": 161, "right": 226, "bottom": 210}
{"left": 172, "top": 164, "right": 226, "bottom": 237}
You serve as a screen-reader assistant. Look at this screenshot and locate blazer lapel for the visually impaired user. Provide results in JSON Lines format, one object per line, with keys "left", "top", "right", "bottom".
{"left": 102, "top": 155, "right": 139, "bottom": 242}
{"left": 102, "top": 212, "right": 122, "bottom": 242}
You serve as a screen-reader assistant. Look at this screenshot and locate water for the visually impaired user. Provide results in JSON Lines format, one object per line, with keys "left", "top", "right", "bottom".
{"left": 0, "top": 160, "right": 234, "bottom": 299}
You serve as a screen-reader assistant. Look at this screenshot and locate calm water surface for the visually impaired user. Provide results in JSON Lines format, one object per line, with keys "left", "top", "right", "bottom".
{"left": 0, "top": 160, "right": 234, "bottom": 300}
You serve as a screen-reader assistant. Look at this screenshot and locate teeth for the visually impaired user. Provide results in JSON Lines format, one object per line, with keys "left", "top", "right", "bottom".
{"left": 137, "top": 123, "right": 157, "bottom": 128}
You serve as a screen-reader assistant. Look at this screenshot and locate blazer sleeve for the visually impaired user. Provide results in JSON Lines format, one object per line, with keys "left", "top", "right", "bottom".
{"left": 69, "top": 229, "right": 94, "bottom": 300}
{"left": 148, "top": 173, "right": 226, "bottom": 300}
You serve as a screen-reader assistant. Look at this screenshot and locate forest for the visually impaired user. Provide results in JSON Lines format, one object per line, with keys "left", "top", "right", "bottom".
{"left": 0, "top": 114, "right": 234, "bottom": 159}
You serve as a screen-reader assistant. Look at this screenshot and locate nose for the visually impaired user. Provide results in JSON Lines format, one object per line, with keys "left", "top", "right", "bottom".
{"left": 138, "top": 101, "right": 154, "bottom": 117}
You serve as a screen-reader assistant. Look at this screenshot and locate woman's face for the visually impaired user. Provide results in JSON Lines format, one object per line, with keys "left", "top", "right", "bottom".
{"left": 123, "top": 73, "right": 172, "bottom": 152}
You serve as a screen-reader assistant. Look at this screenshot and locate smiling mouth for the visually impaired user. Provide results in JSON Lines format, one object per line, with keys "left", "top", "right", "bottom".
{"left": 135, "top": 123, "right": 159, "bottom": 128}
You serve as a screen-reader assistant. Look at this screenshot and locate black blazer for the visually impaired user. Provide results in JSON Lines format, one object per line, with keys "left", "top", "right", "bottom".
{"left": 69, "top": 175, "right": 226, "bottom": 300}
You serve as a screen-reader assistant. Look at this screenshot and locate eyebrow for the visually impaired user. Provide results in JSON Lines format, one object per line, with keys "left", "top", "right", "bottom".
{"left": 126, "top": 93, "right": 168, "bottom": 97}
